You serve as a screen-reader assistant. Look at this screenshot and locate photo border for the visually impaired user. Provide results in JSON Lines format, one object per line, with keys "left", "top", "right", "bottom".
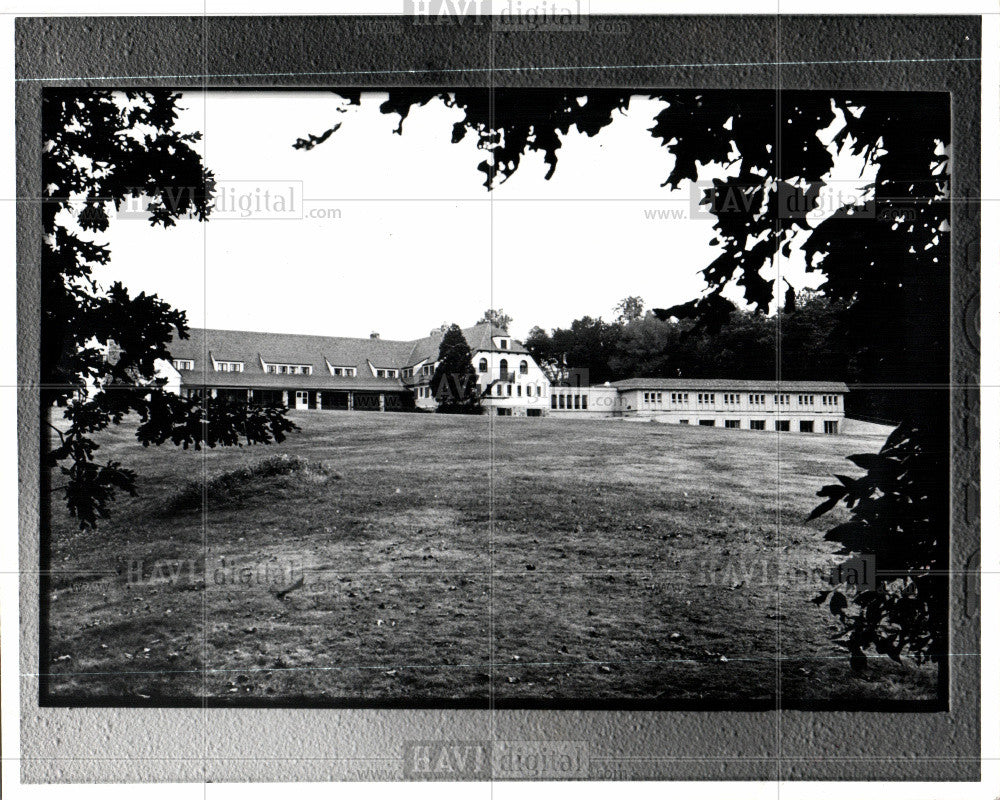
{"left": 15, "top": 13, "right": 981, "bottom": 783}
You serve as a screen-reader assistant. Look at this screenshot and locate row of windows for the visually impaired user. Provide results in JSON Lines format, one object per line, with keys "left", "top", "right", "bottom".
{"left": 489, "top": 383, "right": 539, "bottom": 397}
{"left": 552, "top": 393, "right": 588, "bottom": 410}
{"left": 266, "top": 363, "right": 313, "bottom": 375}
{"left": 329, "top": 365, "right": 357, "bottom": 377}
{"left": 375, "top": 368, "right": 399, "bottom": 379}
{"left": 681, "top": 419, "right": 839, "bottom": 434}
{"left": 646, "top": 392, "right": 840, "bottom": 407}
{"left": 172, "top": 359, "right": 194, "bottom": 371}
{"left": 479, "top": 358, "right": 529, "bottom": 375}
{"left": 215, "top": 361, "right": 244, "bottom": 372}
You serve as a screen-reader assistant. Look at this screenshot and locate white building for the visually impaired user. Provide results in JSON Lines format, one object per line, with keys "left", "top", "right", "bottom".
{"left": 610, "top": 378, "right": 848, "bottom": 434}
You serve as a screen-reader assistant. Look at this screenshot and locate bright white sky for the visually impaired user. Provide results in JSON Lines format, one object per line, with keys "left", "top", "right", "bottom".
{"left": 98, "top": 91, "right": 871, "bottom": 341}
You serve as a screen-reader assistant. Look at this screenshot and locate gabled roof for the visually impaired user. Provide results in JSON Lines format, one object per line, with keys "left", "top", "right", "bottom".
{"left": 169, "top": 327, "right": 416, "bottom": 376}
{"left": 404, "top": 323, "right": 530, "bottom": 366}
{"left": 610, "top": 378, "right": 849, "bottom": 393}
{"left": 166, "top": 323, "right": 534, "bottom": 385}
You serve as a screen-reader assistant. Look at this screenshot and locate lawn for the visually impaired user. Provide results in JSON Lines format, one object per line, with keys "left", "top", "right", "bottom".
{"left": 43, "top": 411, "right": 939, "bottom": 706}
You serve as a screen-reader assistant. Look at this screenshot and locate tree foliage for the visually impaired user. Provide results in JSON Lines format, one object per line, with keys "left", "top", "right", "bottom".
{"left": 614, "top": 295, "right": 645, "bottom": 323}
{"left": 430, "top": 324, "right": 482, "bottom": 414}
{"left": 477, "top": 308, "right": 513, "bottom": 330}
{"left": 43, "top": 91, "right": 296, "bottom": 528}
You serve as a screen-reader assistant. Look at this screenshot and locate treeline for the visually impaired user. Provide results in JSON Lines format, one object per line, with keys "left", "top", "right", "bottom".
{"left": 524, "top": 294, "right": 902, "bottom": 422}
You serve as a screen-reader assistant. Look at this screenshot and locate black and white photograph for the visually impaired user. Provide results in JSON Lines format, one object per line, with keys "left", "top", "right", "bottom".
{"left": 39, "top": 83, "right": 951, "bottom": 707}
{"left": 6, "top": 7, "right": 992, "bottom": 794}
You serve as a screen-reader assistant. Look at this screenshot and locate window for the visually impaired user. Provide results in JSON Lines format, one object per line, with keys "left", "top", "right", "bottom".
{"left": 774, "top": 394, "right": 789, "bottom": 405}
{"left": 724, "top": 393, "right": 740, "bottom": 404}
{"left": 725, "top": 420, "right": 741, "bottom": 429}
{"left": 679, "top": 419, "right": 689, "bottom": 425}
{"left": 798, "top": 394, "right": 815, "bottom": 406}
{"left": 775, "top": 420, "right": 790, "bottom": 432}
{"left": 496, "top": 407, "right": 512, "bottom": 416}
{"left": 698, "top": 419, "right": 716, "bottom": 426}
{"left": 526, "top": 385, "right": 532, "bottom": 397}
{"left": 558, "top": 394, "right": 565, "bottom": 409}
{"left": 824, "top": 420, "right": 839, "bottom": 434}
{"left": 656, "top": 392, "right": 663, "bottom": 403}
{"left": 750, "top": 420, "right": 765, "bottom": 430}
{"left": 270, "top": 362, "right": 312, "bottom": 375}
{"left": 517, "top": 385, "right": 522, "bottom": 396}
{"left": 495, "top": 385, "right": 503, "bottom": 397}
{"left": 582, "top": 395, "right": 588, "bottom": 409}
{"left": 822, "top": 394, "right": 840, "bottom": 407}
{"left": 330, "top": 365, "right": 356, "bottom": 377}
{"left": 644, "top": 392, "right": 650, "bottom": 403}
{"left": 499, "top": 339, "right": 508, "bottom": 349}
{"left": 478, "top": 358, "right": 488, "bottom": 373}
{"left": 574, "top": 394, "right": 581, "bottom": 409}
{"left": 800, "top": 420, "right": 814, "bottom": 433}
{"left": 499, "top": 359, "right": 508, "bottom": 375}
{"left": 748, "top": 393, "right": 765, "bottom": 405}
{"left": 551, "top": 394, "right": 557, "bottom": 409}
{"left": 697, "top": 393, "right": 716, "bottom": 404}
{"left": 519, "top": 360, "right": 528, "bottom": 375}
{"left": 218, "top": 361, "right": 243, "bottom": 372}
{"left": 172, "top": 359, "right": 194, "bottom": 370}
{"left": 506, "top": 384, "right": 512, "bottom": 396}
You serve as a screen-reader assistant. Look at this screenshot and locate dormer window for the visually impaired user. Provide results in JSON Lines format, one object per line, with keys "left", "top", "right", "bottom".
{"left": 215, "top": 361, "right": 244, "bottom": 373}
{"left": 172, "top": 359, "right": 194, "bottom": 371}
{"left": 499, "top": 339, "right": 508, "bottom": 349}
{"left": 263, "top": 361, "right": 312, "bottom": 376}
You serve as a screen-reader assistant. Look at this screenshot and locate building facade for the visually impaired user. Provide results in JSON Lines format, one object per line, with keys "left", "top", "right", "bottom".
{"left": 160, "top": 327, "right": 848, "bottom": 433}
{"left": 611, "top": 378, "right": 848, "bottom": 434}
{"left": 160, "top": 323, "right": 552, "bottom": 416}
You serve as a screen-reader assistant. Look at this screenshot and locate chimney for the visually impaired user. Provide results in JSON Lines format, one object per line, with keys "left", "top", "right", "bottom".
{"left": 370, "top": 332, "right": 380, "bottom": 339}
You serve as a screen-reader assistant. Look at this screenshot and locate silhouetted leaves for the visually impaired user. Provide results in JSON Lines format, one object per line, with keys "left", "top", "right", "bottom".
{"left": 43, "top": 91, "right": 296, "bottom": 528}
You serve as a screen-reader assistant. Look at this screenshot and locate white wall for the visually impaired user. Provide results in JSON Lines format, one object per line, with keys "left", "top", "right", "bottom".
{"left": 474, "top": 350, "right": 551, "bottom": 415}
{"left": 154, "top": 359, "right": 181, "bottom": 395}
{"left": 619, "top": 389, "right": 846, "bottom": 433}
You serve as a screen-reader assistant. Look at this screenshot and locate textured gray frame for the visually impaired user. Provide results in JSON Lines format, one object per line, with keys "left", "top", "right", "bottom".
{"left": 16, "top": 15, "right": 980, "bottom": 782}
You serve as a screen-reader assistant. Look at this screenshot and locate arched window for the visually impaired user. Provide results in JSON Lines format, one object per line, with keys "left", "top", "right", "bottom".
{"left": 519, "top": 360, "right": 528, "bottom": 375}
{"left": 478, "top": 358, "right": 487, "bottom": 373}
{"left": 499, "top": 358, "right": 508, "bottom": 375}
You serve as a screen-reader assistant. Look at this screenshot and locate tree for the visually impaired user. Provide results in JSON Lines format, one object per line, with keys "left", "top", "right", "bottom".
{"left": 430, "top": 324, "right": 481, "bottom": 414}
{"left": 614, "top": 295, "right": 645, "bottom": 323}
{"left": 301, "top": 89, "right": 951, "bottom": 666}
{"left": 477, "top": 308, "right": 513, "bottom": 330}
{"left": 43, "top": 90, "right": 296, "bottom": 528}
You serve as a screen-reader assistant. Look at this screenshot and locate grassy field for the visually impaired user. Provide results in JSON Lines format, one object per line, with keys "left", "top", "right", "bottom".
{"left": 44, "top": 411, "right": 938, "bottom": 706}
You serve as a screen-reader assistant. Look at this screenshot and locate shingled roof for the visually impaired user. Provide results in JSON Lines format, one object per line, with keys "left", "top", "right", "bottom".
{"left": 404, "top": 323, "right": 530, "bottom": 365}
{"left": 166, "top": 323, "right": 531, "bottom": 387}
